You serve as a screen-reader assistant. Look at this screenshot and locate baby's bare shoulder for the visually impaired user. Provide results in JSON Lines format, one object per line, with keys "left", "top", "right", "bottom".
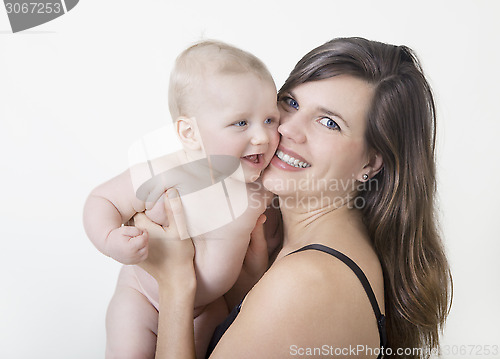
{"left": 148, "top": 151, "right": 184, "bottom": 172}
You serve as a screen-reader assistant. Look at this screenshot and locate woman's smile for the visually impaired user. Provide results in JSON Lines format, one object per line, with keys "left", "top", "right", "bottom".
{"left": 271, "top": 146, "right": 312, "bottom": 171}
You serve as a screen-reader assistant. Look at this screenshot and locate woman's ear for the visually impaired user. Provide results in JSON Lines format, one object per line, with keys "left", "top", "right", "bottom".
{"left": 358, "top": 152, "right": 384, "bottom": 181}
{"left": 175, "top": 117, "right": 202, "bottom": 151}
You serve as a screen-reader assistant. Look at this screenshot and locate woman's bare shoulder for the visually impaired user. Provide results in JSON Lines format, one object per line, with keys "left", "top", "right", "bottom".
{"left": 209, "top": 249, "right": 381, "bottom": 358}
{"left": 256, "top": 248, "right": 382, "bottom": 311}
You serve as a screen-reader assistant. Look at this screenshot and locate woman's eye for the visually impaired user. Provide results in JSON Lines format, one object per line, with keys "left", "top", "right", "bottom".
{"left": 283, "top": 96, "right": 299, "bottom": 110}
{"left": 318, "top": 117, "right": 340, "bottom": 131}
{"left": 234, "top": 120, "right": 247, "bottom": 127}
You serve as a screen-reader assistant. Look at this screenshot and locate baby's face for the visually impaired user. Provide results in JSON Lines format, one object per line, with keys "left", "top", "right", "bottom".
{"left": 193, "top": 73, "right": 280, "bottom": 182}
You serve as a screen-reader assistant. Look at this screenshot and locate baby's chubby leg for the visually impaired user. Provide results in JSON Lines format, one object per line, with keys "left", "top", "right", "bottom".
{"left": 105, "top": 266, "right": 158, "bottom": 359}
{"left": 193, "top": 296, "right": 229, "bottom": 359}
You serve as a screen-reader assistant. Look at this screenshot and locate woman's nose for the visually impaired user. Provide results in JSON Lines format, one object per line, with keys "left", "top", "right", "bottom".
{"left": 278, "top": 115, "right": 306, "bottom": 143}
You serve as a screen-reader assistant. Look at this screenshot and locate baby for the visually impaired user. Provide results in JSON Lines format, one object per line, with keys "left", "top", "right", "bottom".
{"left": 83, "top": 40, "right": 280, "bottom": 358}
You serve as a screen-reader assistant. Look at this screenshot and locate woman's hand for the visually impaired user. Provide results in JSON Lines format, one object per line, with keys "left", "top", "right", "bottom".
{"left": 241, "top": 206, "right": 284, "bottom": 282}
{"left": 242, "top": 214, "right": 270, "bottom": 279}
{"left": 134, "top": 188, "right": 197, "bottom": 359}
{"left": 134, "top": 188, "right": 195, "bottom": 288}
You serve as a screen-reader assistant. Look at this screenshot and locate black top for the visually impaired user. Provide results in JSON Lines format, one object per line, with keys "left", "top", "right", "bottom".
{"left": 206, "top": 243, "right": 387, "bottom": 358}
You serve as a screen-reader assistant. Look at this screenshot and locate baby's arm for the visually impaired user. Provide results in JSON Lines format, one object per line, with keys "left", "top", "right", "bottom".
{"left": 83, "top": 168, "right": 149, "bottom": 264}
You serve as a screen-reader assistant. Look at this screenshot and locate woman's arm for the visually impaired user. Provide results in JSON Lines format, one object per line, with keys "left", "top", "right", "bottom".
{"left": 155, "top": 265, "right": 196, "bottom": 359}
{"left": 134, "top": 189, "right": 197, "bottom": 359}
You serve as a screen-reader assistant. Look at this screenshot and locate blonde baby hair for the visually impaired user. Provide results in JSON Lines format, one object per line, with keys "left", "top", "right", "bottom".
{"left": 168, "top": 40, "right": 275, "bottom": 120}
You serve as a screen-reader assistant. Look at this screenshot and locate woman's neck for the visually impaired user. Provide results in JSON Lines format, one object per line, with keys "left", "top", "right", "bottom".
{"left": 277, "top": 193, "right": 364, "bottom": 257}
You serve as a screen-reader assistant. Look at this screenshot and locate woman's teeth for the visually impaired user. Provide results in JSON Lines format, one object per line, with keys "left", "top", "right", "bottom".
{"left": 276, "top": 150, "right": 311, "bottom": 168}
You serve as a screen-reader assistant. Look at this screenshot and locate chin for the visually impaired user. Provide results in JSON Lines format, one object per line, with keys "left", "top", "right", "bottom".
{"left": 234, "top": 169, "right": 255, "bottom": 184}
{"left": 261, "top": 167, "right": 289, "bottom": 195}
{"left": 244, "top": 173, "right": 260, "bottom": 183}
{"left": 240, "top": 164, "right": 264, "bottom": 183}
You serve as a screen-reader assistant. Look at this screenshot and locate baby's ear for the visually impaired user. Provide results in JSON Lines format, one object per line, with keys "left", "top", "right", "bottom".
{"left": 175, "top": 116, "right": 203, "bottom": 151}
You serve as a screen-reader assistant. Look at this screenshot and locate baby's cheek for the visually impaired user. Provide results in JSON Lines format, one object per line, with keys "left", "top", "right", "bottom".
{"left": 271, "top": 130, "right": 280, "bottom": 148}
{"left": 144, "top": 198, "right": 169, "bottom": 227}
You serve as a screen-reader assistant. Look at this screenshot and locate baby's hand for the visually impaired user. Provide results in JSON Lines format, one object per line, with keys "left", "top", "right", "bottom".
{"left": 104, "top": 226, "right": 149, "bottom": 265}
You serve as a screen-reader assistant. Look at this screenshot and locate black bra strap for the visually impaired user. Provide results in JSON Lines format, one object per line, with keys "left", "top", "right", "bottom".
{"left": 287, "top": 244, "right": 387, "bottom": 349}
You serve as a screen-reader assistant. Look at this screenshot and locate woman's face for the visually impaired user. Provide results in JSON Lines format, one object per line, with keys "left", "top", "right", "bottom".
{"left": 262, "top": 75, "right": 375, "bottom": 203}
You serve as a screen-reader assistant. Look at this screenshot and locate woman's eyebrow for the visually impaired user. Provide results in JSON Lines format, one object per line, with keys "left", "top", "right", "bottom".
{"left": 317, "top": 106, "right": 350, "bottom": 129}
{"left": 288, "top": 90, "right": 350, "bottom": 129}
{"left": 284, "top": 90, "right": 297, "bottom": 101}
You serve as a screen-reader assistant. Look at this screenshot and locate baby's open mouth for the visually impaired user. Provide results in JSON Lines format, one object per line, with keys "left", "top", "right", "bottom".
{"left": 242, "top": 154, "right": 263, "bottom": 164}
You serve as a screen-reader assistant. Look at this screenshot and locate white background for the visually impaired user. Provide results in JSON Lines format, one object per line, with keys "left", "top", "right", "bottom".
{"left": 1, "top": 0, "right": 499, "bottom": 358}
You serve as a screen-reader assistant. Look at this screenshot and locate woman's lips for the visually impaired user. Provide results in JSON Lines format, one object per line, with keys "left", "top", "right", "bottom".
{"left": 271, "top": 148, "right": 311, "bottom": 171}
{"left": 275, "top": 149, "right": 311, "bottom": 168}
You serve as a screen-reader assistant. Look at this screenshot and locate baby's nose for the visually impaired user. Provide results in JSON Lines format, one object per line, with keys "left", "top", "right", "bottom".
{"left": 250, "top": 126, "right": 270, "bottom": 146}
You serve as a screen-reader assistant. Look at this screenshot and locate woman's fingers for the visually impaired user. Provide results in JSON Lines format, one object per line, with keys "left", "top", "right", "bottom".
{"left": 132, "top": 212, "right": 148, "bottom": 230}
{"left": 250, "top": 214, "right": 267, "bottom": 252}
{"left": 146, "top": 183, "right": 168, "bottom": 210}
{"left": 134, "top": 212, "right": 167, "bottom": 241}
{"left": 133, "top": 213, "right": 154, "bottom": 232}
{"left": 135, "top": 189, "right": 190, "bottom": 242}
{"left": 166, "top": 188, "right": 190, "bottom": 241}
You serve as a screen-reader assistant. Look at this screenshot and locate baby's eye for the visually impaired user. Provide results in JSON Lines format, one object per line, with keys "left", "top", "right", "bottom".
{"left": 318, "top": 117, "right": 340, "bottom": 131}
{"left": 264, "top": 118, "right": 274, "bottom": 124}
{"left": 282, "top": 96, "right": 299, "bottom": 110}
{"left": 234, "top": 120, "right": 248, "bottom": 127}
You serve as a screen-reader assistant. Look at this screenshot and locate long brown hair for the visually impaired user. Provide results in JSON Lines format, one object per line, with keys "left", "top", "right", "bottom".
{"left": 279, "top": 37, "right": 452, "bottom": 357}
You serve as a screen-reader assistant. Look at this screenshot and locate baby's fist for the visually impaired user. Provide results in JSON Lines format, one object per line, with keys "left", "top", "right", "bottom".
{"left": 105, "top": 226, "right": 149, "bottom": 264}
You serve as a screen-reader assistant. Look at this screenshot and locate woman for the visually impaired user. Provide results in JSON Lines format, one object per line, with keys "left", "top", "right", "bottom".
{"left": 135, "top": 37, "right": 452, "bottom": 358}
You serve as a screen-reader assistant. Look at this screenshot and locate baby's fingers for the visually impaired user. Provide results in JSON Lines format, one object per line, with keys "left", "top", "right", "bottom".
{"left": 120, "top": 225, "right": 143, "bottom": 237}
{"left": 130, "top": 231, "right": 149, "bottom": 250}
